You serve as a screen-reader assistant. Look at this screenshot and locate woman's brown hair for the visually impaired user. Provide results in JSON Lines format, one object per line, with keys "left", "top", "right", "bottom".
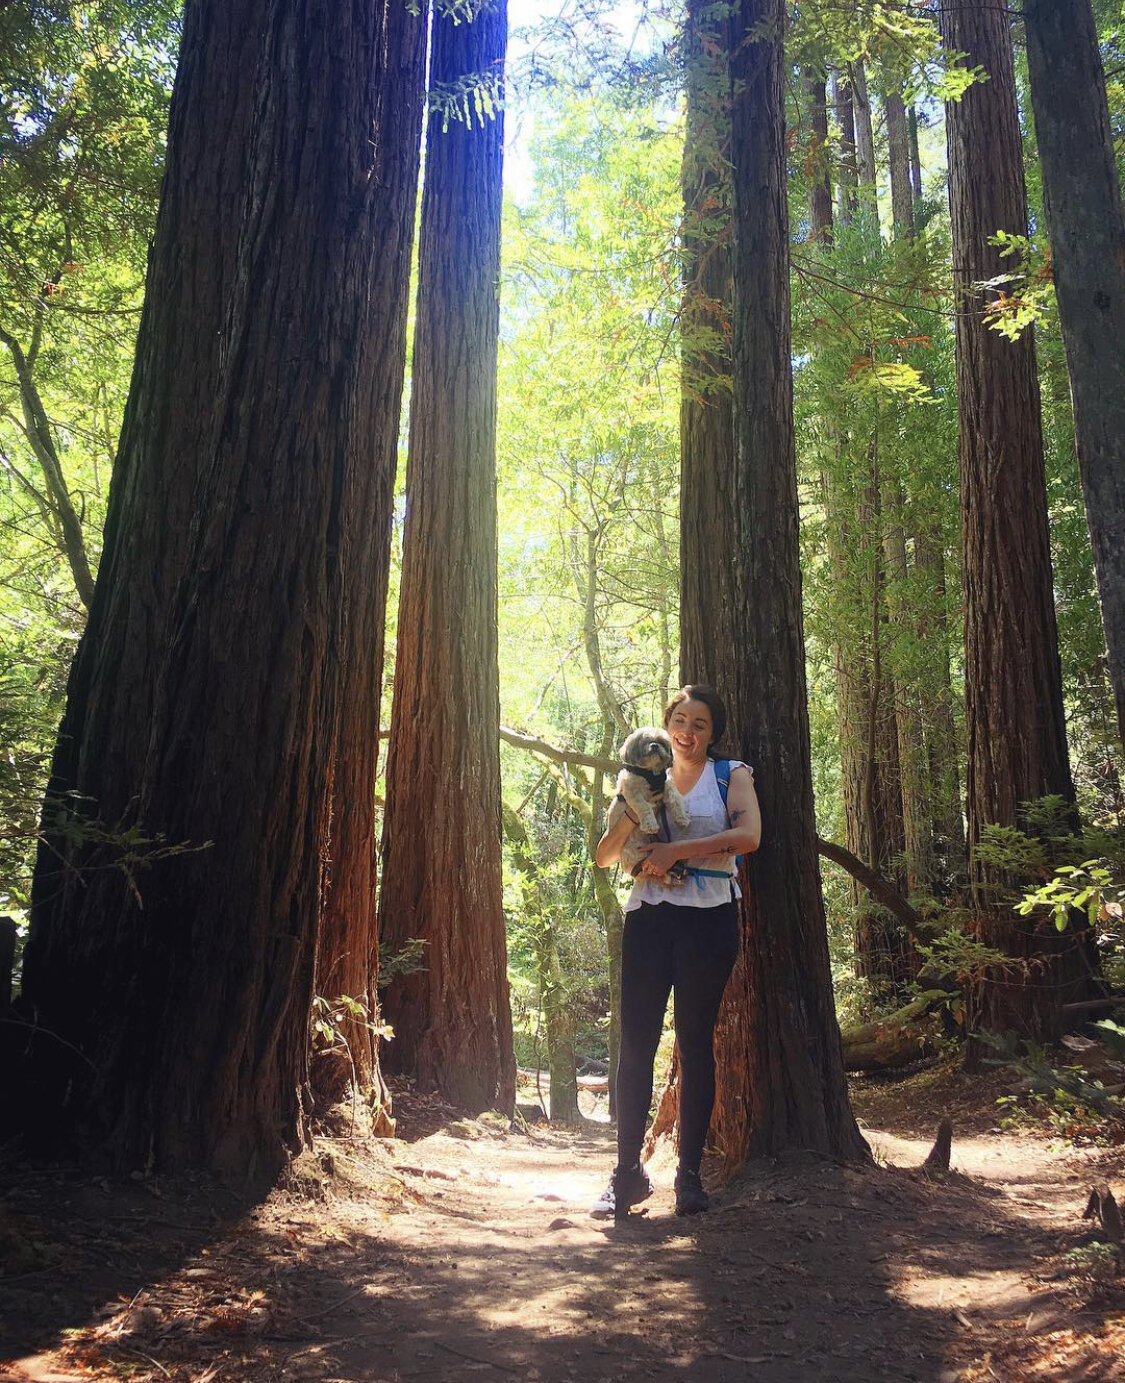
{"left": 662, "top": 684, "right": 728, "bottom": 757}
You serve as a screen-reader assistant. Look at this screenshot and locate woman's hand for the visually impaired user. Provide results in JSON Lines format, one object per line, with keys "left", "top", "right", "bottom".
{"left": 637, "top": 841, "right": 684, "bottom": 876}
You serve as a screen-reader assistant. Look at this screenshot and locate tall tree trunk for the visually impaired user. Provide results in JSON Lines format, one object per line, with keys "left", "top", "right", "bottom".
{"left": 1025, "top": 0, "right": 1125, "bottom": 748}
{"left": 806, "top": 71, "right": 833, "bottom": 245}
{"left": 15, "top": 0, "right": 427, "bottom": 1177}
{"left": 702, "top": 0, "right": 868, "bottom": 1163}
{"left": 850, "top": 60, "right": 877, "bottom": 204}
{"left": 832, "top": 68, "right": 858, "bottom": 227}
{"left": 680, "top": 0, "right": 736, "bottom": 683}
{"left": 312, "top": 0, "right": 427, "bottom": 1133}
{"left": 883, "top": 86, "right": 915, "bottom": 239}
{"left": 940, "top": 0, "right": 1081, "bottom": 1039}
{"left": 378, "top": 0, "right": 516, "bottom": 1115}
{"left": 908, "top": 106, "right": 924, "bottom": 212}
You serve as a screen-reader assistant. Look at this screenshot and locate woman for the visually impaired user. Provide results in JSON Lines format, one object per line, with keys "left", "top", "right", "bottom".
{"left": 591, "top": 684, "right": 761, "bottom": 1218}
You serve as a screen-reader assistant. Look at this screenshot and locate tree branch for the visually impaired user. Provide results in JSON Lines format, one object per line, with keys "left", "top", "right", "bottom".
{"left": 815, "top": 835, "right": 936, "bottom": 944}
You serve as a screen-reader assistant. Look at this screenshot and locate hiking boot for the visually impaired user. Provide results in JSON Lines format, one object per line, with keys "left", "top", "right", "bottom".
{"left": 590, "top": 1162, "right": 653, "bottom": 1219}
{"left": 674, "top": 1167, "right": 709, "bottom": 1216}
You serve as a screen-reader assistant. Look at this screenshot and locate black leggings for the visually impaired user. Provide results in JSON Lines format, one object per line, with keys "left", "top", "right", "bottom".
{"left": 615, "top": 898, "right": 740, "bottom": 1175}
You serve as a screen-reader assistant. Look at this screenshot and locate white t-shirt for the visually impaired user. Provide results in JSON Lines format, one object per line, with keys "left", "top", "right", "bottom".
{"left": 624, "top": 759, "right": 751, "bottom": 912}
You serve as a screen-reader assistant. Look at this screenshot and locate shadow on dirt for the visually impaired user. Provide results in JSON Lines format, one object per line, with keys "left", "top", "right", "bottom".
{"left": 0, "top": 1120, "right": 1118, "bottom": 1383}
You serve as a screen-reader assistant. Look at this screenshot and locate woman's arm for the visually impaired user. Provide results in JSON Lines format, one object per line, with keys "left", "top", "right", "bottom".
{"left": 638, "top": 766, "right": 761, "bottom": 877}
{"left": 594, "top": 798, "right": 640, "bottom": 868}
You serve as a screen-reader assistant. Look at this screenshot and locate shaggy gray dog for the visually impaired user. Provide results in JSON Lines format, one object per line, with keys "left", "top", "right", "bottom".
{"left": 607, "top": 726, "right": 691, "bottom": 882}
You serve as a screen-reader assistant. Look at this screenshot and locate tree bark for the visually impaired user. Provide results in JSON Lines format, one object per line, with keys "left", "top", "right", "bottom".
{"left": 940, "top": 0, "right": 1081, "bottom": 1039}
{"left": 832, "top": 68, "right": 858, "bottom": 227}
{"left": 378, "top": 0, "right": 516, "bottom": 1115}
{"left": 699, "top": 0, "right": 868, "bottom": 1164}
{"left": 850, "top": 60, "right": 877, "bottom": 204}
{"left": 311, "top": 0, "right": 427, "bottom": 1134}
{"left": 16, "top": 0, "right": 427, "bottom": 1177}
{"left": 883, "top": 86, "right": 915, "bottom": 239}
{"left": 806, "top": 72, "right": 833, "bottom": 245}
{"left": 1024, "top": 0, "right": 1125, "bottom": 748}
{"left": 680, "top": 0, "right": 736, "bottom": 685}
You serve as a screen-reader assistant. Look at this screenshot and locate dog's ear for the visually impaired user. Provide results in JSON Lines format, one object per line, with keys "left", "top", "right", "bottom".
{"left": 617, "top": 735, "right": 630, "bottom": 761}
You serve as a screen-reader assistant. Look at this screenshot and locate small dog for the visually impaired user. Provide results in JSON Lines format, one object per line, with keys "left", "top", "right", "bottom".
{"left": 608, "top": 727, "right": 691, "bottom": 882}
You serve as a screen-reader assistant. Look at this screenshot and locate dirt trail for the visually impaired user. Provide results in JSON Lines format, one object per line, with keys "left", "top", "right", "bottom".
{"left": 3, "top": 1093, "right": 1124, "bottom": 1383}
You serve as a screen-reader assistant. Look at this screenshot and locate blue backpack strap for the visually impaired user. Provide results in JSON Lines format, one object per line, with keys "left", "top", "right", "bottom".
{"left": 713, "top": 760, "right": 743, "bottom": 871}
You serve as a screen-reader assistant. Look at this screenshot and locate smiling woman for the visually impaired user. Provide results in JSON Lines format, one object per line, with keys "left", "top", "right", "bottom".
{"left": 591, "top": 683, "right": 760, "bottom": 1220}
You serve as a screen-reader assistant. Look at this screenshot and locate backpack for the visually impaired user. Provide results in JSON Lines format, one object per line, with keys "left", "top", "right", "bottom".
{"left": 713, "top": 759, "right": 744, "bottom": 872}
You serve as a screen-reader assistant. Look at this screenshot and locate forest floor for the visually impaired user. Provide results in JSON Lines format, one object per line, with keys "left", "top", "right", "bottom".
{"left": 2, "top": 1059, "right": 1124, "bottom": 1383}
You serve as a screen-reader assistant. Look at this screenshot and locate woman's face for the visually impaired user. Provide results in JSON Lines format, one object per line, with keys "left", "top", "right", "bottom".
{"left": 666, "top": 698, "right": 714, "bottom": 764}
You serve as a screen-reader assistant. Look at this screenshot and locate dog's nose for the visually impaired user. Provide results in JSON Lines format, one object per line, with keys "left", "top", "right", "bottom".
{"left": 648, "top": 742, "right": 661, "bottom": 753}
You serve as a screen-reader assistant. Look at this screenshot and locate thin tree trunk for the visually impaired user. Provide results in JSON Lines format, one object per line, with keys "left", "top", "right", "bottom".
{"left": 1025, "top": 0, "right": 1125, "bottom": 747}
{"left": 883, "top": 87, "right": 914, "bottom": 239}
{"left": 908, "top": 106, "right": 924, "bottom": 211}
{"left": 705, "top": 0, "right": 868, "bottom": 1164}
{"left": 378, "top": 0, "right": 516, "bottom": 1115}
{"left": 914, "top": 523, "right": 966, "bottom": 871}
{"left": 850, "top": 60, "right": 877, "bottom": 204}
{"left": 806, "top": 71, "right": 833, "bottom": 245}
{"left": 832, "top": 68, "right": 858, "bottom": 227}
{"left": 940, "top": 0, "right": 1082, "bottom": 1040}
{"left": 0, "top": 326, "right": 95, "bottom": 607}
{"left": 15, "top": 0, "right": 427, "bottom": 1177}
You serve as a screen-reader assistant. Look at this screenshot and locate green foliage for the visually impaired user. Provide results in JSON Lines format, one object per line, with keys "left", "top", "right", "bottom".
{"left": 913, "top": 925, "right": 1008, "bottom": 990}
{"left": 986, "top": 1031, "right": 1125, "bottom": 1144}
{"left": 312, "top": 994, "right": 394, "bottom": 1053}
{"left": 378, "top": 937, "right": 429, "bottom": 987}
{"left": 1018, "top": 860, "right": 1125, "bottom": 933}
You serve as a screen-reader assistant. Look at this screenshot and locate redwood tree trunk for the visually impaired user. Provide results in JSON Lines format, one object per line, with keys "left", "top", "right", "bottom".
{"left": 940, "top": 0, "right": 1081, "bottom": 1038}
{"left": 378, "top": 0, "right": 516, "bottom": 1115}
{"left": 312, "top": 0, "right": 427, "bottom": 1132}
{"left": 680, "top": 0, "right": 735, "bottom": 682}
{"left": 1024, "top": 0, "right": 1125, "bottom": 748}
{"left": 15, "top": 0, "right": 427, "bottom": 1177}
{"left": 700, "top": 0, "right": 868, "bottom": 1164}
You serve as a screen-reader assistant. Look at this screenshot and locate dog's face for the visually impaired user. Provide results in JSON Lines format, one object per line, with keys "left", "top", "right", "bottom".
{"left": 620, "top": 726, "right": 674, "bottom": 773}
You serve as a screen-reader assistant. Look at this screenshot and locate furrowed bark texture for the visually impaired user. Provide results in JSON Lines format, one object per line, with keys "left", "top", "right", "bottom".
{"left": 940, "top": 0, "right": 1080, "bottom": 1037}
{"left": 17, "top": 0, "right": 427, "bottom": 1177}
{"left": 1024, "top": 0, "right": 1125, "bottom": 747}
{"left": 378, "top": 0, "right": 516, "bottom": 1115}
{"left": 680, "top": 0, "right": 735, "bottom": 683}
{"left": 313, "top": 0, "right": 427, "bottom": 1131}
{"left": 701, "top": 0, "right": 868, "bottom": 1163}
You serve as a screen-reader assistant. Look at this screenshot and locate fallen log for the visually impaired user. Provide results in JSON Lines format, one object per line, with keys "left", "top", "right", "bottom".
{"left": 840, "top": 993, "right": 944, "bottom": 1072}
